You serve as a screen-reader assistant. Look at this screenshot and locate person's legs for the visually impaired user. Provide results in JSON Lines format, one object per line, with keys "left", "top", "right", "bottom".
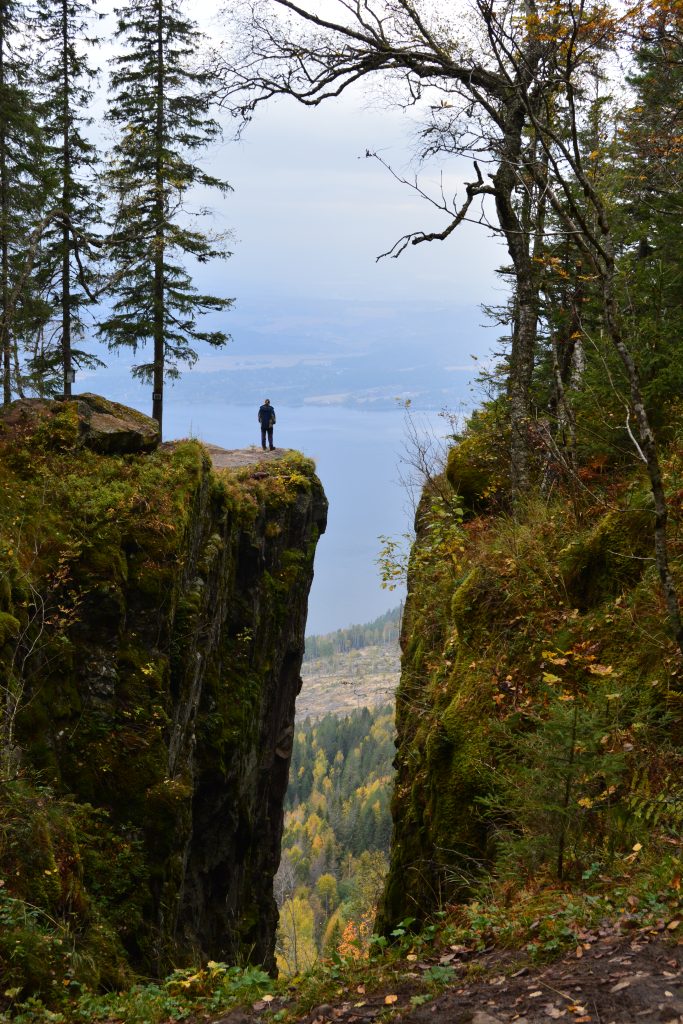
{"left": 261, "top": 426, "right": 267, "bottom": 449}
{"left": 268, "top": 426, "right": 274, "bottom": 450}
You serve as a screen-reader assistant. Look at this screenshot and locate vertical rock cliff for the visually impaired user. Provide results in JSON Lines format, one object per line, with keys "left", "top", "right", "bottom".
{"left": 378, "top": 433, "right": 680, "bottom": 934}
{"left": 0, "top": 396, "right": 327, "bottom": 980}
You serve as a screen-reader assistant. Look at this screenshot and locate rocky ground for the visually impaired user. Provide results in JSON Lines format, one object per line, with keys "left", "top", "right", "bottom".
{"left": 209, "top": 932, "right": 682, "bottom": 1024}
{"left": 203, "top": 443, "right": 291, "bottom": 469}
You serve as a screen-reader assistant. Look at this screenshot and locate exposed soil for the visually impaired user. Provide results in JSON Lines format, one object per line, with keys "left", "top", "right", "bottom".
{"left": 402, "top": 935, "right": 683, "bottom": 1024}
{"left": 210, "top": 932, "right": 682, "bottom": 1024}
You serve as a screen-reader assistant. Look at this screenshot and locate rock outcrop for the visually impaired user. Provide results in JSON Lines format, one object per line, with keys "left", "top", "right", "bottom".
{"left": 1, "top": 392, "right": 160, "bottom": 453}
{"left": 0, "top": 397, "right": 326, "bottom": 980}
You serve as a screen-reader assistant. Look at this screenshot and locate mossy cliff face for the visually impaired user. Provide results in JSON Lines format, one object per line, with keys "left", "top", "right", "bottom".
{"left": 0, "top": 397, "right": 327, "bottom": 982}
{"left": 378, "top": 447, "right": 683, "bottom": 932}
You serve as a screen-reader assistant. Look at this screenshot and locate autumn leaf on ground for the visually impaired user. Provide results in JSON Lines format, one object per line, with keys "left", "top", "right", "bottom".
{"left": 542, "top": 651, "right": 568, "bottom": 666}
{"left": 385, "top": 994, "right": 398, "bottom": 1004}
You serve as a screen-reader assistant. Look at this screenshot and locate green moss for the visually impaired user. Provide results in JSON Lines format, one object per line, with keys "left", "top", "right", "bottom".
{"left": 445, "top": 405, "right": 510, "bottom": 512}
{"left": 0, "top": 610, "right": 20, "bottom": 645}
{"left": 450, "top": 566, "right": 503, "bottom": 643}
{"left": 560, "top": 502, "right": 655, "bottom": 608}
{"left": 0, "top": 401, "right": 326, "bottom": 998}
{"left": 31, "top": 400, "right": 81, "bottom": 451}
{"left": 144, "top": 777, "right": 193, "bottom": 857}
{"left": 380, "top": 420, "right": 683, "bottom": 933}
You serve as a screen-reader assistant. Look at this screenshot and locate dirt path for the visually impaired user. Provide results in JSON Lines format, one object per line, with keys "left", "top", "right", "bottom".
{"left": 210, "top": 933, "right": 682, "bottom": 1024}
{"left": 202, "top": 443, "right": 292, "bottom": 470}
{"left": 400, "top": 934, "right": 683, "bottom": 1024}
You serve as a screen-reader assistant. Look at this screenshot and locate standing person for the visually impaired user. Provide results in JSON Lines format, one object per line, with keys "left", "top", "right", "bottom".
{"left": 258, "top": 398, "right": 276, "bottom": 450}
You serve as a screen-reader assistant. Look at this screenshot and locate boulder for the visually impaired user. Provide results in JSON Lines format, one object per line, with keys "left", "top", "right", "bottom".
{"left": 0, "top": 394, "right": 160, "bottom": 454}
{"left": 74, "top": 393, "right": 160, "bottom": 453}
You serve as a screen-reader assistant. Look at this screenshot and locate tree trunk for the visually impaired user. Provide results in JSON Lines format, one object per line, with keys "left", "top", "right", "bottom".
{"left": 0, "top": 25, "right": 9, "bottom": 406}
{"left": 152, "top": 0, "right": 165, "bottom": 437}
{"left": 62, "top": 0, "right": 72, "bottom": 398}
{"left": 492, "top": 104, "right": 539, "bottom": 502}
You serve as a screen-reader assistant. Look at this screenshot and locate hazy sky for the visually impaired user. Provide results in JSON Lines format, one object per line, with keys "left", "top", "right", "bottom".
{"left": 202, "top": 87, "right": 505, "bottom": 314}
{"left": 95, "top": 0, "right": 505, "bottom": 326}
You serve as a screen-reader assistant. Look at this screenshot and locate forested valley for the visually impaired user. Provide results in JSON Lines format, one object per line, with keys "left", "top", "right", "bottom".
{"left": 275, "top": 704, "right": 395, "bottom": 974}
{"left": 272, "top": 614, "right": 402, "bottom": 973}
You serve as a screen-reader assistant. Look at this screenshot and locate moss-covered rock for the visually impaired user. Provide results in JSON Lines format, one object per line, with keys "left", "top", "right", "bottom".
{"left": 379, "top": 440, "right": 682, "bottom": 933}
{"left": 445, "top": 406, "right": 510, "bottom": 512}
{"left": 0, "top": 397, "right": 327, "bottom": 993}
{"left": 559, "top": 498, "right": 655, "bottom": 608}
{"left": 0, "top": 393, "right": 159, "bottom": 455}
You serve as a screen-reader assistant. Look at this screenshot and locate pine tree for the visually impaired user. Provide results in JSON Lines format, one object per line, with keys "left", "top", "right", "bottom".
{"left": 0, "top": 0, "right": 53, "bottom": 404}
{"left": 618, "top": 2, "right": 683, "bottom": 429}
{"left": 100, "top": 0, "right": 232, "bottom": 435}
{"left": 32, "top": 0, "right": 103, "bottom": 397}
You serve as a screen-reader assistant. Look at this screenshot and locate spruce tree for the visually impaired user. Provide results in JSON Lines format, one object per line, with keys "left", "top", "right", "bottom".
{"left": 101, "top": 0, "right": 233, "bottom": 435}
{"left": 33, "top": 0, "right": 103, "bottom": 398}
{"left": 619, "top": 6, "right": 683, "bottom": 427}
{"left": 0, "top": 0, "right": 52, "bottom": 405}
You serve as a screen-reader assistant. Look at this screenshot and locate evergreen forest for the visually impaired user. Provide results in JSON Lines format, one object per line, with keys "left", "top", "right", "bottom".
{"left": 0, "top": 0, "right": 231, "bottom": 435}
{"left": 275, "top": 705, "right": 395, "bottom": 974}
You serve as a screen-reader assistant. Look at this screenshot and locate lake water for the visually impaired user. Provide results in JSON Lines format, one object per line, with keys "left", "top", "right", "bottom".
{"left": 163, "top": 402, "right": 437, "bottom": 634}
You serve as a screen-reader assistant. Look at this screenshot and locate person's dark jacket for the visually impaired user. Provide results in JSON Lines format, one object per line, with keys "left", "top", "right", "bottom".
{"left": 258, "top": 404, "right": 276, "bottom": 427}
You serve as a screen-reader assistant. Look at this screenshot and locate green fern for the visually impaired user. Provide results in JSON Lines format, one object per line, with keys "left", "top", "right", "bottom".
{"left": 625, "top": 768, "right": 683, "bottom": 835}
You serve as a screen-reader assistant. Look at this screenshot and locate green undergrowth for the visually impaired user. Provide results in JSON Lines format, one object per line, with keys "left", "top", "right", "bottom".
{"left": 0, "top": 963, "right": 276, "bottom": 1024}
{"left": 3, "top": 854, "right": 679, "bottom": 1023}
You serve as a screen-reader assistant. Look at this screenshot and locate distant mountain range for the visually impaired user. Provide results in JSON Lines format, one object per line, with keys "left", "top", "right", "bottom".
{"left": 79, "top": 297, "right": 496, "bottom": 411}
